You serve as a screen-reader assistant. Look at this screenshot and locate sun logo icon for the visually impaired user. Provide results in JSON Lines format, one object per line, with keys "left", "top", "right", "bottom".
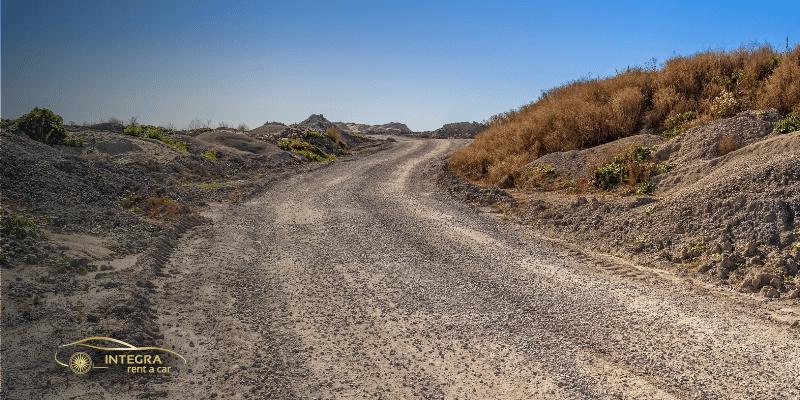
{"left": 68, "top": 352, "right": 93, "bottom": 375}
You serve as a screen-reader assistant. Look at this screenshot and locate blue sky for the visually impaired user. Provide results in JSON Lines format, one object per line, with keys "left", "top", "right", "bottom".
{"left": 2, "top": 1, "right": 798, "bottom": 131}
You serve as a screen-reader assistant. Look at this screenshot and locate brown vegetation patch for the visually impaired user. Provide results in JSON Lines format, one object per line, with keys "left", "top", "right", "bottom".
{"left": 450, "top": 45, "right": 800, "bottom": 184}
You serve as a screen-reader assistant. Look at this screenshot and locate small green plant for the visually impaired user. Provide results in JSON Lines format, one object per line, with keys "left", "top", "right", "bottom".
{"left": 304, "top": 130, "right": 324, "bottom": 138}
{"left": 591, "top": 146, "right": 673, "bottom": 192}
{"left": 665, "top": 111, "right": 697, "bottom": 129}
{"left": 124, "top": 123, "right": 187, "bottom": 151}
{"left": 201, "top": 150, "right": 218, "bottom": 161}
{"left": 62, "top": 134, "right": 85, "bottom": 147}
{"left": 590, "top": 160, "right": 626, "bottom": 190}
{"left": 662, "top": 111, "right": 697, "bottom": 137}
{"left": 653, "top": 162, "right": 675, "bottom": 175}
{"left": 278, "top": 138, "right": 336, "bottom": 162}
{"left": 773, "top": 112, "right": 800, "bottom": 134}
{"left": 16, "top": 107, "right": 66, "bottom": 144}
{"left": 0, "top": 208, "right": 40, "bottom": 239}
{"left": 635, "top": 181, "right": 654, "bottom": 195}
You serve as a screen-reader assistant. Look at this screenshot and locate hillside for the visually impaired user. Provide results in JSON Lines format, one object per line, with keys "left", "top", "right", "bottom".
{"left": 450, "top": 45, "right": 800, "bottom": 185}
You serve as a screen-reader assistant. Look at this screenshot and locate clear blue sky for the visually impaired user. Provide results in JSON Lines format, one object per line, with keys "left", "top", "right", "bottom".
{"left": 2, "top": 0, "right": 798, "bottom": 131}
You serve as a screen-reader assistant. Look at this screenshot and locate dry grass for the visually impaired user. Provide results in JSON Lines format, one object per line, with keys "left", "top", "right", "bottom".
{"left": 451, "top": 45, "right": 800, "bottom": 185}
{"left": 717, "top": 135, "right": 739, "bottom": 156}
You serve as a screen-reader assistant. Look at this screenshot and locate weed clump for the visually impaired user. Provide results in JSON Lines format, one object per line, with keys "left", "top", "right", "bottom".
{"left": 0, "top": 208, "right": 40, "bottom": 239}
{"left": 278, "top": 138, "right": 336, "bottom": 162}
{"left": 325, "top": 127, "right": 348, "bottom": 149}
{"left": 662, "top": 111, "right": 698, "bottom": 137}
{"left": 124, "top": 123, "right": 187, "bottom": 151}
{"left": 590, "top": 146, "right": 672, "bottom": 193}
{"left": 201, "top": 150, "right": 218, "bottom": 161}
{"left": 773, "top": 112, "right": 800, "bottom": 134}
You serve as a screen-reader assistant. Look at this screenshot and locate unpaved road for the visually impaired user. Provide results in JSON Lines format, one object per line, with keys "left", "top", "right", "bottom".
{"left": 151, "top": 138, "right": 800, "bottom": 399}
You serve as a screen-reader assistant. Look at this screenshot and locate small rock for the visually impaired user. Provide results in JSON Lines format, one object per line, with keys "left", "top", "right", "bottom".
{"left": 744, "top": 240, "right": 759, "bottom": 257}
{"left": 496, "top": 174, "right": 514, "bottom": 189}
{"left": 761, "top": 286, "right": 780, "bottom": 299}
{"left": 769, "top": 276, "right": 784, "bottom": 290}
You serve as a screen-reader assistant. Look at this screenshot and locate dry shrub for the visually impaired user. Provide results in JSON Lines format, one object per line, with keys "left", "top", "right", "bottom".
{"left": 452, "top": 44, "right": 800, "bottom": 185}
{"left": 758, "top": 46, "right": 800, "bottom": 113}
{"left": 717, "top": 135, "right": 739, "bottom": 156}
{"left": 143, "top": 196, "right": 183, "bottom": 220}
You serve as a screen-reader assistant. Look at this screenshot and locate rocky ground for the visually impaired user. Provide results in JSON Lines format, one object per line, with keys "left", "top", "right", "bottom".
{"left": 19, "top": 137, "right": 797, "bottom": 399}
{"left": 0, "top": 116, "right": 390, "bottom": 398}
{"left": 3, "top": 110, "right": 799, "bottom": 399}
{"left": 445, "top": 110, "right": 800, "bottom": 301}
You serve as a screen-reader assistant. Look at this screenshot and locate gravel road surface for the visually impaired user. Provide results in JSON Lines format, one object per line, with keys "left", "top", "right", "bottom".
{"left": 152, "top": 138, "right": 800, "bottom": 399}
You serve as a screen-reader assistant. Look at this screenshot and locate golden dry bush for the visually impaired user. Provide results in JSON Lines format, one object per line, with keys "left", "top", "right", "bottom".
{"left": 717, "top": 135, "right": 739, "bottom": 156}
{"left": 451, "top": 44, "right": 799, "bottom": 185}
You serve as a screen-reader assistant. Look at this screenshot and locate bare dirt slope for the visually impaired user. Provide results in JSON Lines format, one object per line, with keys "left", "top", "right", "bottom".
{"left": 138, "top": 139, "right": 800, "bottom": 399}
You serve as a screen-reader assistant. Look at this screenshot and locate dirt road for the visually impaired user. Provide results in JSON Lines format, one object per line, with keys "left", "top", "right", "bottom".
{"left": 151, "top": 138, "right": 800, "bottom": 399}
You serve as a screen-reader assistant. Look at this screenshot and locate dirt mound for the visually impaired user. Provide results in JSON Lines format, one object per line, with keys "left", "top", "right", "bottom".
{"left": 294, "top": 114, "right": 335, "bottom": 132}
{"left": 195, "top": 129, "right": 287, "bottom": 161}
{"left": 525, "top": 134, "right": 664, "bottom": 181}
{"left": 468, "top": 111, "right": 800, "bottom": 299}
{"left": 249, "top": 121, "right": 287, "bottom": 137}
{"left": 430, "top": 121, "right": 486, "bottom": 138}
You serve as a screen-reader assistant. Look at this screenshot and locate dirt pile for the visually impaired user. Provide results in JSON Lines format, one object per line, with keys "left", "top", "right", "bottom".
{"left": 503, "top": 111, "right": 800, "bottom": 298}
{"left": 0, "top": 116, "right": 387, "bottom": 396}
{"left": 336, "top": 121, "right": 413, "bottom": 135}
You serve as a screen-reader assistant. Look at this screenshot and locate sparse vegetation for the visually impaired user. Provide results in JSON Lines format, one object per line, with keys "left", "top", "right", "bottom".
{"left": 121, "top": 193, "right": 184, "bottom": 219}
{"left": 662, "top": 111, "right": 698, "bottom": 137}
{"left": 202, "top": 150, "right": 218, "bottom": 161}
{"left": 717, "top": 135, "right": 739, "bottom": 155}
{"left": 278, "top": 138, "right": 336, "bottom": 162}
{"left": 326, "top": 127, "right": 348, "bottom": 149}
{"left": 62, "top": 134, "right": 85, "bottom": 147}
{"left": 142, "top": 196, "right": 183, "bottom": 220}
{"left": 15, "top": 107, "right": 66, "bottom": 145}
{"left": 124, "top": 123, "right": 188, "bottom": 151}
{"left": 773, "top": 112, "right": 800, "bottom": 134}
{"left": 450, "top": 45, "right": 800, "bottom": 184}
{"left": 635, "top": 181, "right": 654, "bottom": 195}
{"left": 0, "top": 208, "right": 40, "bottom": 239}
{"left": 590, "top": 145, "right": 671, "bottom": 192}
{"left": 304, "top": 130, "right": 325, "bottom": 138}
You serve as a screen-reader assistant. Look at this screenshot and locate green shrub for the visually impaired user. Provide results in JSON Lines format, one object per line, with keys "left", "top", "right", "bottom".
{"left": 665, "top": 111, "right": 697, "bottom": 129}
{"left": 653, "top": 162, "right": 676, "bottom": 175}
{"left": 591, "top": 146, "right": 673, "bottom": 191}
{"left": 773, "top": 112, "right": 800, "bottom": 134}
{"left": 1, "top": 118, "right": 17, "bottom": 131}
{"left": 635, "top": 182, "right": 654, "bottom": 195}
{"left": 662, "top": 111, "right": 697, "bottom": 137}
{"left": 123, "top": 124, "right": 143, "bottom": 137}
{"left": 202, "top": 150, "right": 218, "bottom": 161}
{"left": 16, "top": 107, "right": 66, "bottom": 144}
{"left": 590, "top": 160, "right": 626, "bottom": 190}
{"left": 0, "top": 208, "right": 40, "bottom": 239}
{"left": 278, "top": 138, "right": 336, "bottom": 162}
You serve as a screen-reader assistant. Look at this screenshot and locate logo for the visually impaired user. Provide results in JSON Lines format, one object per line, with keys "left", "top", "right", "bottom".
{"left": 55, "top": 336, "right": 186, "bottom": 375}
